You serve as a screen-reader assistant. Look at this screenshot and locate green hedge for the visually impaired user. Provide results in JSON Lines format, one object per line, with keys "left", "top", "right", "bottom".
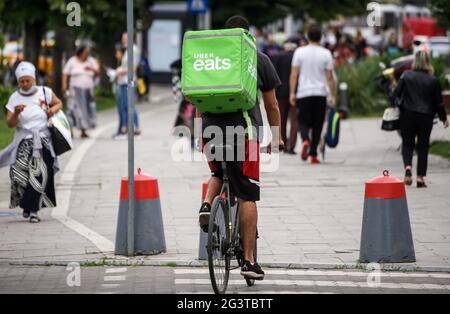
{"left": 0, "top": 86, "right": 15, "bottom": 149}
{"left": 336, "top": 56, "right": 389, "bottom": 116}
{"left": 336, "top": 55, "right": 449, "bottom": 116}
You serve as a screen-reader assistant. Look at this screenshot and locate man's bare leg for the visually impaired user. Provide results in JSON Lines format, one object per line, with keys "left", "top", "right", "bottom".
{"left": 239, "top": 199, "right": 257, "bottom": 263}
{"left": 204, "top": 176, "right": 222, "bottom": 204}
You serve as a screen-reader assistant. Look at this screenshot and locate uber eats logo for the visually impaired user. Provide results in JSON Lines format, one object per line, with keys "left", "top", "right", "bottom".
{"left": 193, "top": 53, "right": 231, "bottom": 72}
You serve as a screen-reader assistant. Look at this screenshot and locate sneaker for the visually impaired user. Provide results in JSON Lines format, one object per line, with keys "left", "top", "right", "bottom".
{"left": 22, "top": 210, "right": 30, "bottom": 219}
{"left": 29, "top": 213, "right": 41, "bottom": 223}
{"left": 199, "top": 202, "right": 211, "bottom": 233}
{"left": 301, "top": 140, "right": 310, "bottom": 161}
{"left": 113, "top": 133, "right": 127, "bottom": 141}
{"left": 404, "top": 169, "right": 413, "bottom": 186}
{"left": 240, "top": 261, "right": 265, "bottom": 280}
{"left": 310, "top": 156, "right": 320, "bottom": 164}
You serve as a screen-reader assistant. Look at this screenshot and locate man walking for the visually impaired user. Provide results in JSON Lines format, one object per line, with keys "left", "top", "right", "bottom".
{"left": 290, "top": 25, "right": 336, "bottom": 164}
{"left": 273, "top": 37, "right": 301, "bottom": 154}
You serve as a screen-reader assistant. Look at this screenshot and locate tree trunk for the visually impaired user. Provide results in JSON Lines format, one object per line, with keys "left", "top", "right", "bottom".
{"left": 53, "top": 29, "right": 75, "bottom": 97}
{"left": 95, "top": 40, "right": 116, "bottom": 93}
{"left": 24, "top": 22, "right": 44, "bottom": 67}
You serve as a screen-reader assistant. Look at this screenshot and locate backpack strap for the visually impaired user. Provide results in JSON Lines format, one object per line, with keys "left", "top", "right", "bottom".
{"left": 242, "top": 110, "right": 254, "bottom": 141}
{"left": 42, "top": 87, "right": 49, "bottom": 110}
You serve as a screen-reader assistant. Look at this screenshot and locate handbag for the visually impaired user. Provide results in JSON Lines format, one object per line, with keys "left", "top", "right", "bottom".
{"left": 381, "top": 107, "right": 400, "bottom": 131}
{"left": 43, "top": 87, "right": 73, "bottom": 156}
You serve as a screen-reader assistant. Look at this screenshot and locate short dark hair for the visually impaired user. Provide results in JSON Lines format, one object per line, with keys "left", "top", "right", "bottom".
{"left": 225, "top": 15, "right": 250, "bottom": 31}
{"left": 308, "top": 25, "right": 322, "bottom": 43}
{"left": 75, "top": 45, "right": 88, "bottom": 57}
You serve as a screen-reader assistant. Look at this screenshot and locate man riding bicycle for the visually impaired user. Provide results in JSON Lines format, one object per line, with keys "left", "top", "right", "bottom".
{"left": 196, "top": 16, "right": 283, "bottom": 280}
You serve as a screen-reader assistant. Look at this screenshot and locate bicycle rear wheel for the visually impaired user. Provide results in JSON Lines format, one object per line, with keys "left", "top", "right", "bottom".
{"left": 207, "top": 196, "right": 231, "bottom": 294}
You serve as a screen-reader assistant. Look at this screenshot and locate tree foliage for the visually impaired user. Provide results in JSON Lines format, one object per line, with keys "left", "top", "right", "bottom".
{"left": 428, "top": 0, "right": 450, "bottom": 28}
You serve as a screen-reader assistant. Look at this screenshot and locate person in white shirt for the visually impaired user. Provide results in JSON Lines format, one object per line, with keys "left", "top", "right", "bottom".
{"left": 290, "top": 25, "right": 336, "bottom": 164}
{"left": 0, "top": 61, "right": 63, "bottom": 223}
{"left": 114, "top": 32, "right": 141, "bottom": 139}
{"left": 63, "top": 45, "right": 99, "bottom": 139}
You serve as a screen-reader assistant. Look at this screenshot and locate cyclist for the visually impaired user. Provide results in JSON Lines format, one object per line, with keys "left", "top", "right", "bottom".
{"left": 197, "top": 16, "right": 283, "bottom": 280}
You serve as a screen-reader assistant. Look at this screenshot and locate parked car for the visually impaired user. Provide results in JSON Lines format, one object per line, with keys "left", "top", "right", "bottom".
{"left": 429, "top": 36, "right": 450, "bottom": 57}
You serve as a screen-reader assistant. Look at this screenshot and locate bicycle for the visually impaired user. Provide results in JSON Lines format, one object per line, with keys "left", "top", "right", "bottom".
{"left": 206, "top": 144, "right": 259, "bottom": 295}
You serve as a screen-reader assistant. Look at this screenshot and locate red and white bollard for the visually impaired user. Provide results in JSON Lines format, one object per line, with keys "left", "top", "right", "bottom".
{"left": 115, "top": 169, "right": 166, "bottom": 256}
{"left": 359, "top": 170, "right": 416, "bottom": 263}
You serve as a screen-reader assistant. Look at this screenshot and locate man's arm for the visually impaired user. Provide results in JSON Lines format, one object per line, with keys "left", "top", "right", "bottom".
{"left": 263, "top": 89, "right": 284, "bottom": 150}
{"left": 326, "top": 69, "right": 336, "bottom": 107}
{"left": 289, "top": 66, "right": 299, "bottom": 107}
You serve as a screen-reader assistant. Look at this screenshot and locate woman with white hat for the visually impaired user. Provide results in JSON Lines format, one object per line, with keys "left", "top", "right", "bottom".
{"left": 0, "top": 61, "right": 63, "bottom": 223}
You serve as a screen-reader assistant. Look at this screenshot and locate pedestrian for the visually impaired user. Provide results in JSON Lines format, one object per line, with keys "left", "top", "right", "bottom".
{"left": 262, "top": 34, "right": 281, "bottom": 60}
{"left": 385, "top": 33, "right": 401, "bottom": 57}
{"left": 353, "top": 29, "right": 367, "bottom": 60}
{"left": 391, "top": 50, "right": 449, "bottom": 187}
{"left": 290, "top": 25, "right": 336, "bottom": 164}
{"left": 0, "top": 61, "right": 63, "bottom": 223}
{"left": 114, "top": 32, "right": 141, "bottom": 139}
{"left": 273, "top": 37, "right": 301, "bottom": 154}
{"left": 334, "top": 37, "right": 354, "bottom": 67}
{"left": 62, "top": 45, "right": 99, "bottom": 139}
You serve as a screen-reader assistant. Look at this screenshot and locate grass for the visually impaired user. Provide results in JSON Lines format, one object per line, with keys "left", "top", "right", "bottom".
{"left": 96, "top": 95, "right": 117, "bottom": 112}
{"left": 430, "top": 141, "right": 450, "bottom": 161}
{"left": 0, "top": 109, "right": 14, "bottom": 150}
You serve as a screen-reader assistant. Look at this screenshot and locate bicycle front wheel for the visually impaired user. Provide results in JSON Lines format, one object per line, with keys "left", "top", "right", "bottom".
{"left": 207, "top": 196, "right": 231, "bottom": 294}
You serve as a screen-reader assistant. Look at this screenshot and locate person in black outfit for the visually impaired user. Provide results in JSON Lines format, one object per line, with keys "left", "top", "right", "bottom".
{"left": 272, "top": 38, "right": 301, "bottom": 154}
{"left": 392, "top": 50, "right": 449, "bottom": 188}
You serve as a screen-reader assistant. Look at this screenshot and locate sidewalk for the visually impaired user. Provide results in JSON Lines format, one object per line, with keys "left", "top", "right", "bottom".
{"left": 1, "top": 86, "right": 450, "bottom": 271}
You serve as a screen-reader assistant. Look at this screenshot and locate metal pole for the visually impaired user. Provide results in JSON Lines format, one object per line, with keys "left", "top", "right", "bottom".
{"left": 205, "top": 9, "right": 211, "bottom": 30}
{"left": 126, "top": 0, "right": 135, "bottom": 257}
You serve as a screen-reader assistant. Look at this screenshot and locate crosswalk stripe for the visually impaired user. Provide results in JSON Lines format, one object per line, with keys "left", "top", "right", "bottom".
{"left": 174, "top": 268, "right": 450, "bottom": 279}
{"left": 176, "top": 291, "right": 335, "bottom": 295}
{"left": 174, "top": 279, "right": 450, "bottom": 290}
{"left": 101, "top": 284, "right": 121, "bottom": 288}
{"left": 104, "top": 276, "right": 126, "bottom": 282}
{"left": 105, "top": 268, "right": 128, "bottom": 274}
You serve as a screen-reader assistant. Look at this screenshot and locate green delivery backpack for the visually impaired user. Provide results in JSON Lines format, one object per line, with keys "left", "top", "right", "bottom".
{"left": 181, "top": 28, "right": 257, "bottom": 114}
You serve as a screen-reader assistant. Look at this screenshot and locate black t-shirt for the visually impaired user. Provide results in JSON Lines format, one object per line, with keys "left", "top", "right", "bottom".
{"left": 272, "top": 50, "right": 294, "bottom": 98}
{"left": 202, "top": 52, "right": 281, "bottom": 143}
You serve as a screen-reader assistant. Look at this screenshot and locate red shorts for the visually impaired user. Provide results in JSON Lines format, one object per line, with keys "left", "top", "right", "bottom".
{"left": 203, "top": 138, "right": 260, "bottom": 202}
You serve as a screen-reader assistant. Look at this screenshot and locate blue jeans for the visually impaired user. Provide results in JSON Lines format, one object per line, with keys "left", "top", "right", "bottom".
{"left": 118, "top": 84, "right": 139, "bottom": 132}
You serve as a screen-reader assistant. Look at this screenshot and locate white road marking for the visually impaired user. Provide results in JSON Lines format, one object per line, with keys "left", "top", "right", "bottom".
{"left": 174, "top": 279, "right": 450, "bottom": 290}
{"left": 105, "top": 268, "right": 128, "bottom": 274}
{"left": 102, "top": 284, "right": 121, "bottom": 288}
{"left": 176, "top": 291, "right": 335, "bottom": 295}
{"left": 174, "top": 268, "right": 450, "bottom": 279}
{"left": 52, "top": 102, "right": 172, "bottom": 254}
{"left": 104, "top": 275, "right": 127, "bottom": 282}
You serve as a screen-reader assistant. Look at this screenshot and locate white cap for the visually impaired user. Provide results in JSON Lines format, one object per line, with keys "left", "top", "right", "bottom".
{"left": 15, "top": 61, "right": 36, "bottom": 80}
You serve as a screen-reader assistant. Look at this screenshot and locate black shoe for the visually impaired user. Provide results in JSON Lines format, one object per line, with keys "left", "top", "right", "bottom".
{"left": 199, "top": 202, "right": 211, "bottom": 233}
{"left": 417, "top": 180, "right": 428, "bottom": 188}
{"left": 240, "top": 261, "right": 265, "bottom": 280}
{"left": 22, "top": 210, "right": 30, "bottom": 219}
{"left": 404, "top": 169, "right": 413, "bottom": 186}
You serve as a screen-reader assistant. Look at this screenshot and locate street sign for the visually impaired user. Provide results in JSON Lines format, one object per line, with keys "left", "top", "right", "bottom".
{"left": 187, "top": 0, "right": 209, "bottom": 14}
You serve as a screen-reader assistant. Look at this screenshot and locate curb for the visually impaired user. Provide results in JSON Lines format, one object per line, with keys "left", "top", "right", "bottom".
{"left": 2, "top": 257, "right": 450, "bottom": 273}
